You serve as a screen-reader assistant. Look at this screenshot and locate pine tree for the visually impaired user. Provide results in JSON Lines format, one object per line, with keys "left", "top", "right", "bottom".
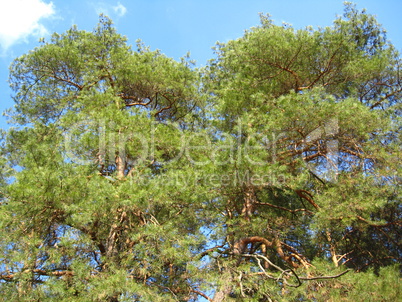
{"left": 0, "top": 3, "right": 400, "bottom": 301}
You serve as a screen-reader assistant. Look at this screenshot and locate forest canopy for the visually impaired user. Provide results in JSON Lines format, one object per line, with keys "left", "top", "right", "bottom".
{"left": 0, "top": 3, "right": 400, "bottom": 301}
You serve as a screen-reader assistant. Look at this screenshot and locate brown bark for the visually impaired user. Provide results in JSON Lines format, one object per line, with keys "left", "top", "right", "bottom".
{"left": 241, "top": 186, "right": 256, "bottom": 221}
{"left": 0, "top": 269, "right": 74, "bottom": 281}
{"left": 233, "top": 236, "right": 307, "bottom": 269}
{"left": 295, "top": 189, "right": 320, "bottom": 210}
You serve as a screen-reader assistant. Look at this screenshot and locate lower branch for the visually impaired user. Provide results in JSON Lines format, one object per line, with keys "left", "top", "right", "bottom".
{"left": 242, "top": 253, "right": 351, "bottom": 287}
{"left": 191, "top": 288, "right": 213, "bottom": 302}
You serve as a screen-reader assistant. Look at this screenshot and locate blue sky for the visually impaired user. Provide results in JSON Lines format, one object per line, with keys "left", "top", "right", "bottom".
{"left": 1, "top": 0, "right": 401, "bottom": 130}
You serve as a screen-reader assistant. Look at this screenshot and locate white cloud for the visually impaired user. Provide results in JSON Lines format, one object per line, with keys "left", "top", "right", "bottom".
{"left": 0, "top": 0, "right": 55, "bottom": 50}
{"left": 93, "top": 2, "right": 127, "bottom": 18}
{"left": 94, "top": 2, "right": 109, "bottom": 16}
{"left": 113, "top": 2, "right": 127, "bottom": 17}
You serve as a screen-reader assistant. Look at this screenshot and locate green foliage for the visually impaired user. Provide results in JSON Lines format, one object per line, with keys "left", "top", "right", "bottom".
{"left": 0, "top": 3, "right": 400, "bottom": 301}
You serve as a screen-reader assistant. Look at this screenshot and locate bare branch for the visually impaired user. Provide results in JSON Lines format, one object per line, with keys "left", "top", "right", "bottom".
{"left": 298, "top": 269, "right": 351, "bottom": 281}
{"left": 191, "top": 288, "right": 213, "bottom": 302}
